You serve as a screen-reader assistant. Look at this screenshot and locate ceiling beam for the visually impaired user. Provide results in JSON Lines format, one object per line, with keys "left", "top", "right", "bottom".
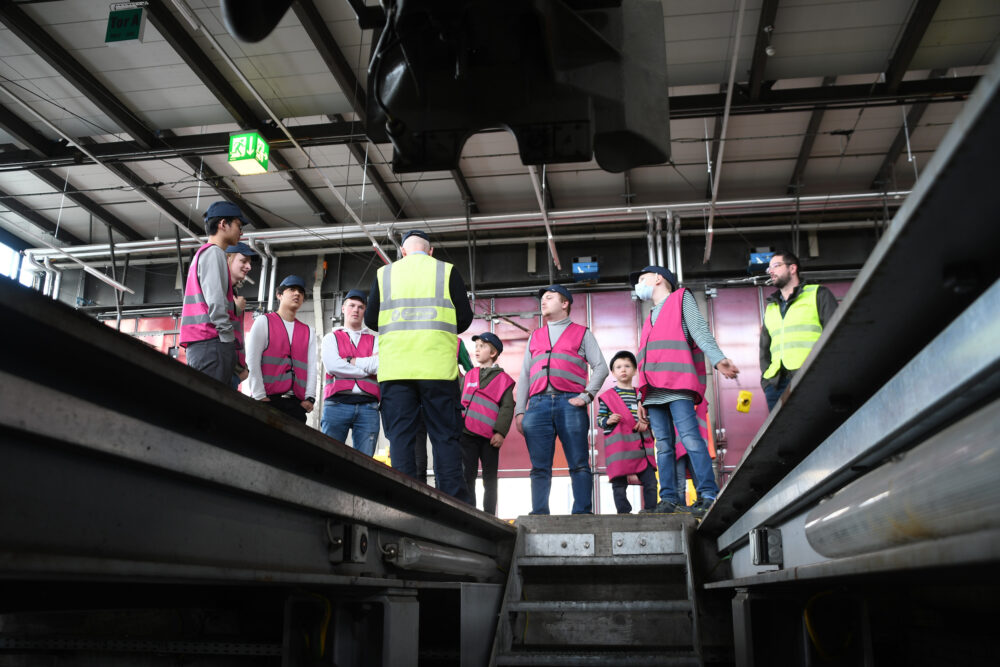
{"left": 671, "top": 75, "right": 976, "bottom": 118}
{"left": 0, "top": 121, "right": 363, "bottom": 170}
{"left": 884, "top": 0, "right": 942, "bottom": 95}
{"left": 292, "top": 0, "right": 367, "bottom": 118}
{"left": 269, "top": 152, "right": 336, "bottom": 225}
{"left": 747, "top": 0, "right": 781, "bottom": 102}
{"left": 0, "top": 185, "right": 84, "bottom": 245}
{"left": 870, "top": 70, "right": 948, "bottom": 190}
{"left": 0, "top": 104, "right": 61, "bottom": 156}
{"left": 450, "top": 169, "right": 479, "bottom": 215}
{"left": 705, "top": 85, "right": 725, "bottom": 198}
{"left": 0, "top": 1, "right": 158, "bottom": 148}
{"left": 787, "top": 76, "right": 836, "bottom": 194}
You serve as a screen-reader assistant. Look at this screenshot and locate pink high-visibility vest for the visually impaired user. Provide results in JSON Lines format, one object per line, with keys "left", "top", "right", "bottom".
{"left": 635, "top": 288, "right": 706, "bottom": 401}
{"left": 461, "top": 367, "right": 515, "bottom": 438}
{"left": 527, "top": 322, "right": 588, "bottom": 397}
{"left": 179, "top": 243, "right": 236, "bottom": 347}
{"left": 324, "top": 329, "right": 380, "bottom": 401}
{"left": 260, "top": 312, "right": 310, "bottom": 399}
{"left": 598, "top": 387, "right": 656, "bottom": 479}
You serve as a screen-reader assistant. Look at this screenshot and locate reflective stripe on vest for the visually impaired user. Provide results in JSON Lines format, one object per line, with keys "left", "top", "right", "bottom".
{"left": 461, "top": 366, "right": 516, "bottom": 438}
{"left": 179, "top": 243, "right": 237, "bottom": 346}
{"left": 673, "top": 399, "right": 715, "bottom": 460}
{"left": 324, "top": 329, "right": 380, "bottom": 401}
{"left": 527, "top": 323, "right": 588, "bottom": 397}
{"left": 377, "top": 254, "right": 459, "bottom": 381}
{"left": 598, "top": 388, "right": 656, "bottom": 479}
{"left": 260, "top": 312, "right": 310, "bottom": 399}
{"left": 635, "top": 288, "right": 706, "bottom": 401}
{"left": 762, "top": 284, "right": 822, "bottom": 379}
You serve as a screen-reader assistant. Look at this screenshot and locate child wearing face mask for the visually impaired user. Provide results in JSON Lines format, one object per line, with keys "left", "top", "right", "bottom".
{"left": 597, "top": 351, "right": 658, "bottom": 514}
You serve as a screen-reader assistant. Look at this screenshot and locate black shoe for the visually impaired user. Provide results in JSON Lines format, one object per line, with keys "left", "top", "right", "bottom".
{"left": 688, "top": 497, "right": 715, "bottom": 518}
{"left": 641, "top": 500, "right": 691, "bottom": 514}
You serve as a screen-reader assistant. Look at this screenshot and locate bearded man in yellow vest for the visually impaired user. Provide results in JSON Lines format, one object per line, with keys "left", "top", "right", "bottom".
{"left": 364, "top": 230, "right": 474, "bottom": 504}
{"left": 761, "top": 251, "right": 839, "bottom": 411}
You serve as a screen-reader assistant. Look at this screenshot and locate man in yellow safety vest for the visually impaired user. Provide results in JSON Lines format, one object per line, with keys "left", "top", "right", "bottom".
{"left": 364, "top": 230, "right": 474, "bottom": 503}
{"left": 760, "top": 251, "right": 839, "bottom": 410}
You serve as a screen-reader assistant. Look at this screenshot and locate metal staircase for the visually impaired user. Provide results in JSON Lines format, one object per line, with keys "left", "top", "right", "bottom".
{"left": 491, "top": 514, "right": 706, "bottom": 666}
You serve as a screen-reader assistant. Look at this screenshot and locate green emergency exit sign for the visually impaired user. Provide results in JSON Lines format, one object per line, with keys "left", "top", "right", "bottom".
{"left": 105, "top": 2, "right": 147, "bottom": 44}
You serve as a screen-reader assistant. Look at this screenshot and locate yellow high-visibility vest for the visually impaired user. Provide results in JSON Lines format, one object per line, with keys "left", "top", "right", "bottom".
{"left": 762, "top": 284, "right": 822, "bottom": 379}
{"left": 376, "top": 253, "right": 458, "bottom": 381}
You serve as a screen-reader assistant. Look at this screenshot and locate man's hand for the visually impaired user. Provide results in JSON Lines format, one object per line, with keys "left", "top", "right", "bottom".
{"left": 515, "top": 414, "right": 524, "bottom": 435}
{"left": 490, "top": 433, "right": 504, "bottom": 448}
{"left": 607, "top": 413, "right": 621, "bottom": 426}
{"left": 635, "top": 421, "right": 650, "bottom": 433}
{"left": 234, "top": 295, "right": 246, "bottom": 313}
{"left": 716, "top": 358, "right": 740, "bottom": 379}
{"left": 568, "top": 397, "right": 586, "bottom": 407}
{"left": 301, "top": 400, "right": 314, "bottom": 413}
{"left": 637, "top": 403, "right": 648, "bottom": 421}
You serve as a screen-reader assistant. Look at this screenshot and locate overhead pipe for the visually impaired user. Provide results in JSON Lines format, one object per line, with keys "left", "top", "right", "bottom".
{"left": 665, "top": 213, "right": 676, "bottom": 273}
{"left": 170, "top": 0, "right": 391, "bottom": 264}
{"left": 26, "top": 192, "right": 911, "bottom": 265}
{"left": 654, "top": 213, "right": 665, "bottom": 267}
{"left": 703, "top": 0, "right": 748, "bottom": 264}
{"left": 527, "top": 164, "right": 561, "bottom": 270}
{"left": 43, "top": 257, "right": 62, "bottom": 301}
{"left": 251, "top": 240, "right": 271, "bottom": 305}
{"left": 646, "top": 211, "right": 656, "bottom": 266}
{"left": 266, "top": 244, "right": 278, "bottom": 313}
{"left": 674, "top": 217, "right": 684, "bottom": 285}
{"left": 25, "top": 254, "right": 50, "bottom": 296}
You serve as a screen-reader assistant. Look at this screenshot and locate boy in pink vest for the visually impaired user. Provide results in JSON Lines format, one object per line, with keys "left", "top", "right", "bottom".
{"left": 631, "top": 265, "right": 739, "bottom": 518}
{"left": 179, "top": 201, "right": 245, "bottom": 384}
{"left": 460, "top": 332, "right": 515, "bottom": 515}
{"left": 597, "top": 351, "right": 657, "bottom": 513}
{"left": 245, "top": 275, "right": 317, "bottom": 422}
{"left": 321, "top": 289, "right": 380, "bottom": 454}
{"left": 226, "top": 242, "right": 257, "bottom": 390}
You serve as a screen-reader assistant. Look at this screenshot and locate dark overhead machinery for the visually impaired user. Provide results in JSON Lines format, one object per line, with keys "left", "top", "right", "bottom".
{"left": 220, "top": 0, "right": 671, "bottom": 174}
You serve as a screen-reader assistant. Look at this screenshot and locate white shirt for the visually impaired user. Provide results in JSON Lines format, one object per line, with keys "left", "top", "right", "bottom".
{"left": 322, "top": 326, "right": 379, "bottom": 395}
{"left": 245, "top": 313, "right": 317, "bottom": 401}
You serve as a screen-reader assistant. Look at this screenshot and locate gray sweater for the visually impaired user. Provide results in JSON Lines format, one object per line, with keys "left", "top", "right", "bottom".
{"left": 196, "top": 244, "right": 235, "bottom": 343}
{"left": 514, "top": 317, "right": 608, "bottom": 415}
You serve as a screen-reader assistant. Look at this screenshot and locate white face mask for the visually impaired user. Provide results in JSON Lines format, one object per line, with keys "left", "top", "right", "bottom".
{"left": 634, "top": 281, "right": 654, "bottom": 301}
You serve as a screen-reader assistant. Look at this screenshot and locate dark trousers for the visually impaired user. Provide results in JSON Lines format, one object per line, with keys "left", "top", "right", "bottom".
{"left": 413, "top": 419, "right": 429, "bottom": 483}
{"left": 460, "top": 431, "right": 500, "bottom": 515}
{"left": 185, "top": 338, "right": 237, "bottom": 385}
{"left": 380, "top": 380, "right": 472, "bottom": 504}
{"left": 763, "top": 371, "right": 795, "bottom": 411}
{"left": 265, "top": 394, "right": 307, "bottom": 422}
{"left": 610, "top": 465, "right": 658, "bottom": 514}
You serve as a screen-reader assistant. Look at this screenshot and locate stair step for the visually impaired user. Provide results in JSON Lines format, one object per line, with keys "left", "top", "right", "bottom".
{"left": 518, "top": 555, "right": 686, "bottom": 568}
{"left": 509, "top": 600, "right": 692, "bottom": 613}
{"left": 496, "top": 650, "right": 701, "bottom": 666}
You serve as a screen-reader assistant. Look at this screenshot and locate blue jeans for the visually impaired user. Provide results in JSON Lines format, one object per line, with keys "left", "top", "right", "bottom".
{"left": 380, "top": 380, "right": 472, "bottom": 504}
{"left": 647, "top": 399, "right": 719, "bottom": 503}
{"left": 522, "top": 392, "right": 593, "bottom": 514}
{"left": 322, "top": 400, "right": 381, "bottom": 456}
{"left": 763, "top": 373, "right": 794, "bottom": 411}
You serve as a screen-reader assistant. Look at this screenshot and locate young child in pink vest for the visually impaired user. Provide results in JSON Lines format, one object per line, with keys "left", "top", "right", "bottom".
{"left": 597, "top": 351, "right": 658, "bottom": 513}
{"left": 459, "top": 332, "right": 515, "bottom": 515}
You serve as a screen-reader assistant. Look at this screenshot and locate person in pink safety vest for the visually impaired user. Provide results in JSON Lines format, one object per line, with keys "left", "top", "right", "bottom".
{"left": 225, "top": 242, "right": 257, "bottom": 391}
{"left": 631, "top": 265, "right": 739, "bottom": 518}
{"left": 515, "top": 285, "right": 608, "bottom": 514}
{"left": 245, "top": 275, "right": 317, "bottom": 422}
{"left": 179, "top": 201, "right": 246, "bottom": 384}
{"left": 597, "top": 351, "right": 657, "bottom": 514}
{"left": 459, "top": 332, "right": 515, "bottom": 515}
{"left": 321, "top": 289, "right": 381, "bottom": 455}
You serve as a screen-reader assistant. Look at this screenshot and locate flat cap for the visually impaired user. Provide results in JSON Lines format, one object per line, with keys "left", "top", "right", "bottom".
{"left": 225, "top": 242, "right": 257, "bottom": 256}
{"left": 401, "top": 229, "right": 430, "bottom": 244}
{"left": 537, "top": 284, "right": 573, "bottom": 304}
{"left": 344, "top": 289, "right": 367, "bottom": 303}
{"left": 204, "top": 201, "right": 248, "bottom": 223}
{"left": 472, "top": 332, "right": 504, "bottom": 355}
{"left": 628, "top": 265, "right": 677, "bottom": 290}
{"left": 279, "top": 275, "right": 306, "bottom": 289}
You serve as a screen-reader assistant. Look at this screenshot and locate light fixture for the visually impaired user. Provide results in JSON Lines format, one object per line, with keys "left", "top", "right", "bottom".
{"left": 228, "top": 131, "right": 270, "bottom": 175}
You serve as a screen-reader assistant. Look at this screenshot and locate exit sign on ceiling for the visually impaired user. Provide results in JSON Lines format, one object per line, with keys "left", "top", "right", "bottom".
{"left": 105, "top": 3, "right": 148, "bottom": 44}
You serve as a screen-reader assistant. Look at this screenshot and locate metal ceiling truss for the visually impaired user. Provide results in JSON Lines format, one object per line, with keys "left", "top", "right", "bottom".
{"left": 147, "top": 1, "right": 336, "bottom": 227}
{"left": 870, "top": 70, "right": 947, "bottom": 189}
{"left": 746, "top": 0, "right": 781, "bottom": 102}
{"left": 787, "top": 76, "right": 837, "bottom": 195}
{"left": 0, "top": 184, "right": 84, "bottom": 245}
{"left": 884, "top": 0, "right": 943, "bottom": 94}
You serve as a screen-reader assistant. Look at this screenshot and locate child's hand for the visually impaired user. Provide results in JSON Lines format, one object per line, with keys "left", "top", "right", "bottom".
{"left": 607, "top": 413, "right": 621, "bottom": 425}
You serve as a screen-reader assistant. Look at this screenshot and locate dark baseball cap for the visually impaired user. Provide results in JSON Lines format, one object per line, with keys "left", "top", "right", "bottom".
{"left": 344, "top": 289, "right": 367, "bottom": 304}
{"left": 279, "top": 275, "right": 306, "bottom": 290}
{"left": 628, "top": 265, "right": 678, "bottom": 290}
{"left": 472, "top": 332, "right": 504, "bottom": 355}
{"left": 537, "top": 284, "right": 573, "bottom": 304}
{"left": 401, "top": 229, "right": 430, "bottom": 244}
{"left": 225, "top": 242, "right": 257, "bottom": 256}
{"left": 609, "top": 350, "right": 637, "bottom": 371}
{"left": 204, "top": 201, "right": 248, "bottom": 223}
